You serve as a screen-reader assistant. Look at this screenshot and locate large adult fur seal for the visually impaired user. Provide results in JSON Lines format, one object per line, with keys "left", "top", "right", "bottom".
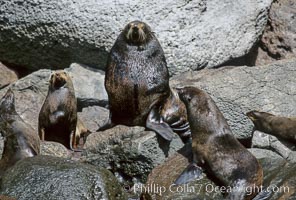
{"left": 100, "top": 20, "right": 175, "bottom": 141}
{"left": 175, "top": 87, "right": 269, "bottom": 200}
{"left": 0, "top": 89, "right": 40, "bottom": 177}
{"left": 38, "top": 70, "right": 78, "bottom": 150}
{"left": 247, "top": 110, "right": 296, "bottom": 144}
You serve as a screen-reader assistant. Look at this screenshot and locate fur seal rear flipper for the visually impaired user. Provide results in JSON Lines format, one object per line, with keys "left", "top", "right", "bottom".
{"left": 174, "top": 163, "right": 203, "bottom": 185}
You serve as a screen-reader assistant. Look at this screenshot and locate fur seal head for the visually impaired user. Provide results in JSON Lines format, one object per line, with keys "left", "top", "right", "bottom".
{"left": 49, "top": 70, "right": 71, "bottom": 90}
{"left": 246, "top": 110, "right": 273, "bottom": 132}
{"left": 123, "top": 21, "right": 153, "bottom": 45}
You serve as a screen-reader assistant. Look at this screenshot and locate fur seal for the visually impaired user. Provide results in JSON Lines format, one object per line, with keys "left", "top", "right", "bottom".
{"left": 74, "top": 118, "right": 90, "bottom": 149}
{"left": 38, "top": 70, "right": 78, "bottom": 150}
{"left": 175, "top": 87, "right": 268, "bottom": 200}
{"left": 100, "top": 20, "right": 175, "bottom": 141}
{"left": 0, "top": 89, "right": 40, "bottom": 177}
{"left": 247, "top": 110, "right": 296, "bottom": 143}
{"left": 160, "top": 88, "right": 191, "bottom": 143}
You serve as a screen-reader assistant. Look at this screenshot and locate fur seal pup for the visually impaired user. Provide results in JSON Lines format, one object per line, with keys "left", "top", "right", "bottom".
{"left": 38, "top": 70, "right": 78, "bottom": 150}
{"left": 160, "top": 88, "right": 191, "bottom": 143}
{"left": 175, "top": 87, "right": 269, "bottom": 200}
{"left": 0, "top": 89, "right": 40, "bottom": 177}
{"left": 100, "top": 20, "right": 175, "bottom": 141}
{"left": 247, "top": 110, "right": 296, "bottom": 143}
{"left": 74, "top": 118, "right": 91, "bottom": 149}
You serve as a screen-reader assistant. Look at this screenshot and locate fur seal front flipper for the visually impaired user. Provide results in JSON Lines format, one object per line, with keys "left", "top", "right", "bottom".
{"left": 146, "top": 107, "right": 174, "bottom": 141}
{"left": 174, "top": 163, "right": 203, "bottom": 185}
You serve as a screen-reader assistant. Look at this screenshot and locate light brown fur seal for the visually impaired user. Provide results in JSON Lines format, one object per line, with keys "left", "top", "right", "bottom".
{"left": 38, "top": 70, "right": 78, "bottom": 150}
{"left": 175, "top": 87, "right": 269, "bottom": 200}
{"left": 100, "top": 20, "right": 176, "bottom": 141}
{"left": 0, "top": 89, "right": 40, "bottom": 177}
{"left": 74, "top": 118, "right": 90, "bottom": 149}
{"left": 247, "top": 110, "right": 296, "bottom": 144}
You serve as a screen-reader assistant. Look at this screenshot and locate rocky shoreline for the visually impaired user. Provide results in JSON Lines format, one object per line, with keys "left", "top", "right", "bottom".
{"left": 0, "top": 0, "right": 296, "bottom": 199}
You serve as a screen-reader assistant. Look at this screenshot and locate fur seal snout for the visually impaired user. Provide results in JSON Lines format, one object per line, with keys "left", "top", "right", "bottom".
{"left": 174, "top": 87, "right": 269, "bottom": 200}
{"left": 0, "top": 89, "right": 40, "bottom": 177}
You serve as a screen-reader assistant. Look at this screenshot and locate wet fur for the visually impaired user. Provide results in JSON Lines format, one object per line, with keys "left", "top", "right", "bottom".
{"left": 105, "top": 21, "right": 170, "bottom": 126}
{"left": 247, "top": 111, "right": 296, "bottom": 143}
{"left": 177, "top": 87, "right": 263, "bottom": 200}
{"left": 0, "top": 89, "right": 40, "bottom": 177}
{"left": 160, "top": 88, "right": 191, "bottom": 143}
{"left": 38, "top": 70, "right": 77, "bottom": 149}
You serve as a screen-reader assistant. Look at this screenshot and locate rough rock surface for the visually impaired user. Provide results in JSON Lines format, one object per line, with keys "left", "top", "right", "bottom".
{"left": 65, "top": 63, "right": 108, "bottom": 109}
{"left": 0, "top": 156, "right": 127, "bottom": 200}
{"left": 0, "top": 62, "right": 18, "bottom": 89}
{"left": 0, "top": 0, "right": 271, "bottom": 75}
{"left": 256, "top": 0, "right": 296, "bottom": 65}
{"left": 81, "top": 125, "right": 184, "bottom": 185}
{"left": 40, "top": 141, "right": 70, "bottom": 158}
{"left": 78, "top": 105, "right": 109, "bottom": 132}
{"left": 144, "top": 147, "right": 295, "bottom": 200}
{"left": 171, "top": 59, "right": 296, "bottom": 140}
{"left": 252, "top": 130, "right": 296, "bottom": 161}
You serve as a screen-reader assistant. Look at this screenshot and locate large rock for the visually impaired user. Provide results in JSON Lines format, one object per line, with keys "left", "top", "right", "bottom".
{"left": 65, "top": 63, "right": 108, "bottom": 110}
{"left": 171, "top": 58, "right": 296, "bottom": 140}
{"left": 252, "top": 130, "right": 296, "bottom": 160}
{"left": 0, "top": 62, "right": 18, "bottom": 89}
{"left": 78, "top": 105, "right": 109, "bottom": 132}
{"left": 0, "top": 0, "right": 271, "bottom": 75}
{"left": 256, "top": 0, "right": 296, "bottom": 65}
{"left": 0, "top": 155, "right": 127, "bottom": 200}
{"left": 143, "top": 147, "right": 296, "bottom": 200}
{"left": 81, "top": 125, "right": 184, "bottom": 186}
{"left": 0, "top": 63, "right": 106, "bottom": 130}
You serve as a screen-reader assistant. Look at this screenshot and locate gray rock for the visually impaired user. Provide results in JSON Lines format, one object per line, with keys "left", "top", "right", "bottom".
{"left": 256, "top": 0, "right": 296, "bottom": 65}
{"left": 78, "top": 106, "right": 109, "bottom": 132}
{"left": 0, "top": 0, "right": 271, "bottom": 75}
{"left": 248, "top": 148, "right": 283, "bottom": 161}
{"left": 252, "top": 130, "right": 270, "bottom": 148}
{"left": 81, "top": 125, "right": 184, "bottom": 185}
{"left": 252, "top": 131, "right": 296, "bottom": 160}
{"left": 65, "top": 63, "right": 108, "bottom": 109}
{"left": 40, "top": 141, "right": 70, "bottom": 158}
{"left": 0, "top": 62, "right": 18, "bottom": 89}
{"left": 287, "top": 151, "right": 296, "bottom": 163}
{"left": 171, "top": 58, "right": 296, "bottom": 139}
{"left": 0, "top": 69, "right": 51, "bottom": 130}
{"left": 0, "top": 155, "right": 127, "bottom": 200}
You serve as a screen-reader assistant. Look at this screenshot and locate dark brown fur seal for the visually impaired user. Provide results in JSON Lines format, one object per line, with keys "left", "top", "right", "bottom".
{"left": 100, "top": 20, "right": 175, "bottom": 141}
{"left": 247, "top": 110, "right": 296, "bottom": 143}
{"left": 175, "top": 87, "right": 268, "bottom": 200}
{"left": 0, "top": 89, "right": 40, "bottom": 177}
{"left": 38, "top": 70, "right": 78, "bottom": 150}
